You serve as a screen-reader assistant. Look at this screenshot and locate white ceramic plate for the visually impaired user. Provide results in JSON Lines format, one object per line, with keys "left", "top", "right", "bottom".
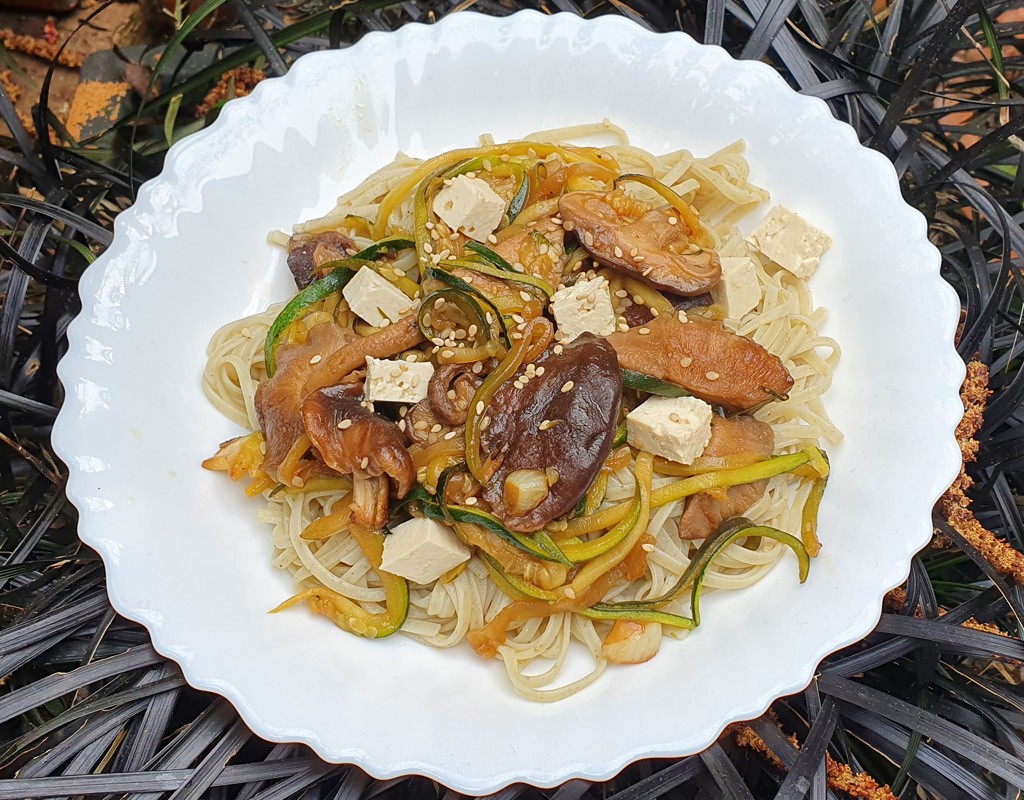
{"left": 53, "top": 10, "right": 964, "bottom": 794}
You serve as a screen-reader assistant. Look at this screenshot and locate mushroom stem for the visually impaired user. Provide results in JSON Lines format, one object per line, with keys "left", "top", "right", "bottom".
{"left": 351, "top": 474, "right": 389, "bottom": 530}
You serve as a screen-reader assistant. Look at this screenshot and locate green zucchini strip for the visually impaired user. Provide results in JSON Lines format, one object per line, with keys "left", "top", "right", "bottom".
{"left": 622, "top": 369, "right": 690, "bottom": 398}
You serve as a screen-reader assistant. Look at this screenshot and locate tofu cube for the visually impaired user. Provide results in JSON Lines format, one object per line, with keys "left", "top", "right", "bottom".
{"left": 550, "top": 276, "right": 617, "bottom": 341}
{"left": 746, "top": 205, "right": 832, "bottom": 279}
{"left": 432, "top": 175, "right": 506, "bottom": 242}
{"left": 711, "top": 255, "right": 761, "bottom": 319}
{"left": 380, "top": 516, "right": 471, "bottom": 585}
{"left": 626, "top": 396, "right": 713, "bottom": 465}
{"left": 364, "top": 357, "right": 434, "bottom": 404}
{"left": 342, "top": 266, "right": 413, "bottom": 327}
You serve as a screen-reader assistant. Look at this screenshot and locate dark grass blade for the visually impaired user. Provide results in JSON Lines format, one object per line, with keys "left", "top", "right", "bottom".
{"left": 0, "top": 1, "right": 1023, "bottom": 799}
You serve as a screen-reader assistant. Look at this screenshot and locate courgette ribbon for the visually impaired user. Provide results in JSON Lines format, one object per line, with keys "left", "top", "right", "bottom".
{"left": 270, "top": 524, "right": 409, "bottom": 638}
{"left": 621, "top": 369, "right": 690, "bottom": 398}
{"left": 585, "top": 517, "right": 809, "bottom": 628}
{"left": 614, "top": 173, "right": 713, "bottom": 248}
{"left": 263, "top": 238, "right": 414, "bottom": 377}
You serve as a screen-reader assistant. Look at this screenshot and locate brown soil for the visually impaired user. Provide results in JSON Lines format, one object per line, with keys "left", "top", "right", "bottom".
{"left": 0, "top": 0, "right": 148, "bottom": 133}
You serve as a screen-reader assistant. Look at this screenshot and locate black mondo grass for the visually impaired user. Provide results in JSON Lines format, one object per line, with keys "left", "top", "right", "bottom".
{"left": 0, "top": 0, "right": 1021, "bottom": 798}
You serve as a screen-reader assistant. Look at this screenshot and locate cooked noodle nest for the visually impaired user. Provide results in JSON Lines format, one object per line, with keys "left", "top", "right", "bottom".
{"left": 203, "top": 123, "right": 841, "bottom": 702}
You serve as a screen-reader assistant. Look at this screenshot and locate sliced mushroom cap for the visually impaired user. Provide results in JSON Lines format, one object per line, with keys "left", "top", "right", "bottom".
{"left": 286, "top": 231, "right": 355, "bottom": 289}
{"left": 255, "top": 322, "right": 356, "bottom": 480}
{"left": 559, "top": 190, "right": 721, "bottom": 296}
{"left": 678, "top": 415, "right": 775, "bottom": 540}
{"left": 480, "top": 334, "right": 622, "bottom": 532}
{"left": 301, "top": 388, "right": 415, "bottom": 498}
{"left": 607, "top": 314, "right": 793, "bottom": 411}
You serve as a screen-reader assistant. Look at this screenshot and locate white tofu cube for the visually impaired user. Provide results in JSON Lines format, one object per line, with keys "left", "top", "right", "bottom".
{"left": 364, "top": 357, "right": 434, "bottom": 404}
{"left": 550, "top": 276, "right": 617, "bottom": 341}
{"left": 342, "top": 267, "right": 413, "bottom": 327}
{"left": 711, "top": 256, "right": 761, "bottom": 319}
{"left": 380, "top": 516, "right": 471, "bottom": 585}
{"left": 626, "top": 396, "right": 713, "bottom": 465}
{"left": 431, "top": 175, "right": 506, "bottom": 242}
{"left": 746, "top": 205, "right": 832, "bottom": 279}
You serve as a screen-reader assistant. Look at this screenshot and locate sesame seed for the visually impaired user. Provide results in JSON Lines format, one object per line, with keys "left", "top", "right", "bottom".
{"left": 444, "top": 430, "right": 458, "bottom": 440}
{"left": 706, "top": 371, "right": 720, "bottom": 380}
{"left": 563, "top": 220, "right": 575, "bottom": 231}
{"left": 514, "top": 380, "right": 524, "bottom": 389}
{"left": 472, "top": 363, "right": 483, "bottom": 374}
{"left": 468, "top": 324, "right": 478, "bottom": 337}
{"left": 441, "top": 349, "right": 455, "bottom": 358}
{"left": 614, "top": 246, "right": 623, "bottom": 258}
{"left": 615, "top": 289, "right": 629, "bottom": 298}
{"left": 564, "top": 587, "right": 576, "bottom": 599}
{"left": 561, "top": 381, "right": 574, "bottom": 393}
{"left": 641, "top": 543, "right": 656, "bottom": 552}
{"left": 668, "top": 217, "right": 678, "bottom": 225}
{"left": 633, "top": 294, "right": 645, "bottom": 305}
{"left": 618, "top": 323, "right": 630, "bottom": 332}
{"left": 642, "top": 266, "right": 654, "bottom": 276}
{"left": 481, "top": 415, "right": 491, "bottom": 429}
{"left": 292, "top": 476, "right": 305, "bottom": 488}
{"left": 583, "top": 231, "right": 594, "bottom": 247}
{"left": 511, "top": 332, "right": 523, "bottom": 340}
{"left": 500, "top": 153, "right": 511, "bottom": 161}
{"left": 414, "top": 420, "right": 429, "bottom": 431}
{"left": 635, "top": 254, "right": 645, "bottom": 262}
{"left": 539, "top": 419, "right": 562, "bottom": 431}
{"left": 360, "top": 457, "right": 369, "bottom": 469}
{"left": 630, "top": 247, "right": 639, "bottom": 257}
{"left": 434, "top": 297, "right": 446, "bottom": 309}
{"left": 680, "top": 356, "right": 693, "bottom": 367}
{"left": 476, "top": 401, "right": 485, "bottom": 415}
{"left": 430, "top": 424, "right": 442, "bottom": 433}
{"left": 447, "top": 389, "right": 457, "bottom": 400}
{"left": 536, "top": 366, "right": 545, "bottom": 376}
{"left": 431, "top": 337, "right": 444, "bottom": 346}
{"left": 519, "top": 291, "right": 532, "bottom": 303}
{"left": 513, "top": 262, "right": 526, "bottom": 273}
{"left": 685, "top": 244, "right": 702, "bottom": 255}
{"left": 677, "top": 311, "right": 689, "bottom": 323}
{"left": 422, "top": 313, "right": 433, "bottom": 327}
{"left": 553, "top": 344, "right": 564, "bottom": 355}
{"left": 638, "top": 327, "right": 650, "bottom": 335}
{"left": 461, "top": 496, "right": 477, "bottom": 507}
{"left": 398, "top": 419, "right": 406, "bottom": 431}
{"left": 426, "top": 221, "right": 435, "bottom": 230}
{"left": 309, "top": 354, "right": 322, "bottom": 364}
{"left": 338, "top": 419, "right": 353, "bottom": 430}
{"left": 650, "top": 307, "right": 660, "bottom": 317}
{"left": 669, "top": 413, "right": 681, "bottom": 423}
{"left": 424, "top": 242, "right": 433, "bottom": 254}
{"left": 411, "top": 375, "right": 421, "bottom": 387}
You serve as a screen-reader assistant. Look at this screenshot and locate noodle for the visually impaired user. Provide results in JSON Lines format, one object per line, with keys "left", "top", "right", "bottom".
{"left": 203, "top": 123, "right": 840, "bottom": 701}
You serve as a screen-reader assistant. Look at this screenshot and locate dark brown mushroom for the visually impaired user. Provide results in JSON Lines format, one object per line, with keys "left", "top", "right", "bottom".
{"left": 480, "top": 334, "right": 622, "bottom": 532}
{"left": 678, "top": 415, "right": 775, "bottom": 540}
{"left": 301, "top": 388, "right": 415, "bottom": 528}
{"left": 607, "top": 313, "right": 793, "bottom": 411}
{"left": 427, "top": 363, "right": 485, "bottom": 426}
{"left": 255, "top": 322, "right": 355, "bottom": 480}
{"left": 559, "top": 190, "right": 721, "bottom": 296}
{"left": 286, "top": 231, "right": 355, "bottom": 289}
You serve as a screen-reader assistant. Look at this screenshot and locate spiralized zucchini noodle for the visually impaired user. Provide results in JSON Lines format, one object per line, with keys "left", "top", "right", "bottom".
{"left": 202, "top": 121, "right": 841, "bottom": 702}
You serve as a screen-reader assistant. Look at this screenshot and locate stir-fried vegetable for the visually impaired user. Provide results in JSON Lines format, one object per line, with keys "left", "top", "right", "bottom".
{"left": 205, "top": 136, "right": 833, "bottom": 674}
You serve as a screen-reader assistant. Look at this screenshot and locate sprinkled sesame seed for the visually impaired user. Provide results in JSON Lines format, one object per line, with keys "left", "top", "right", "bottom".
{"left": 668, "top": 217, "right": 678, "bottom": 225}
{"left": 553, "top": 344, "right": 564, "bottom": 355}
{"left": 465, "top": 496, "right": 479, "bottom": 506}
{"left": 442, "top": 349, "right": 455, "bottom": 358}
{"left": 472, "top": 363, "right": 483, "bottom": 374}
{"left": 360, "top": 457, "right": 369, "bottom": 469}
{"left": 411, "top": 375, "right": 421, "bottom": 387}
{"left": 638, "top": 327, "right": 651, "bottom": 335}
{"left": 618, "top": 323, "right": 630, "bottom": 332}
{"left": 706, "top": 371, "right": 720, "bottom": 380}
{"left": 536, "top": 366, "right": 545, "bottom": 376}
{"left": 423, "top": 242, "right": 433, "bottom": 254}
{"left": 680, "top": 356, "right": 693, "bottom": 367}
{"left": 614, "top": 246, "right": 624, "bottom": 258}
{"left": 650, "top": 307, "right": 660, "bottom": 317}
{"left": 519, "top": 291, "right": 532, "bottom": 303}
{"left": 481, "top": 415, "right": 491, "bottom": 429}
{"left": 476, "top": 401, "right": 485, "bottom": 414}
{"left": 583, "top": 231, "right": 594, "bottom": 247}
{"left": 444, "top": 430, "right": 458, "bottom": 440}
{"left": 677, "top": 311, "right": 689, "bottom": 323}
{"left": 425, "top": 221, "right": 435, "bottom": 230}
{"left": 414, "top": 420, "right": 429, "bottom": 431}
{"left": 630, "top": 247, "right": 639, "bottom": 257}
{"left": 241, "top": 327, "right": 252, "bottom": 338}
{"left": 642, "top": 266, "right": 654, "bottom": 276}
{"left": 338, "top": 419, "right": 353, "bottom": 430}
{"left": 487, "top": 234, "right": 498, "bottom": 244}
{"left": 511, "top": 332, "right": 523, "bottom": 340}
{"left": 468, "top": 324, "right": 478, "bottom": 337}
{"left": 430, "top": 423, "right": 442, "bottom": 433}
{"left": 641, "top": 543, "right": 656, "bottom": 552}
{"left": 615, "top": 289, "right": 629, "bottom": 298}
{"left": 669, "top": 413, "right": 681, "bottom": 423}
{"left": 435, "top": 297, "right": 446, "bottom": 309}
{"left": 633, "top": 294, "right": 644, "bottom": 305}
{"left": 563, "top": 220, "right": 575, "bottom": 231}
{"left": 309, "top": 354, "right": 322, "bottom": 364}
{"left": 561, "top": 380, "right": 574, "bottom": 393}
{"left": 292, "top": 476, "right": 305, "bottom": 488}
{"left": 398, "top": 419, "right": 406, "bottom": 431}
{"left": 563, "top": 587, "right": 576, "bottom": 599}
